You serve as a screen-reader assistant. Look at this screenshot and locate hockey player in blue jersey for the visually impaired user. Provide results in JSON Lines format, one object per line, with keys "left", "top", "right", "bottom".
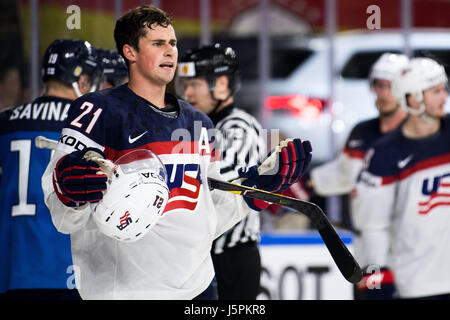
{"left": 41, "top": 5, "right": 312, "bottom": 300}
{"left": 0, "top": 39, "right": 102, "bottom": 299}
{"left": 97, "top": 48, "right": 128, "bottom": 90}
{"left": 355, "top": 57, "right": 450, "bottom": 299}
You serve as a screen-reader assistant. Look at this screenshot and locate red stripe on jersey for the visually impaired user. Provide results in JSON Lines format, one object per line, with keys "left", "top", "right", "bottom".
{"left": 103, "top": 141, "right": 217, "bottom": 162}
{"left": 399, "top": 153, "right": 450, "bottom": 180}
{"left": 343, "top": 147, "right": 365, "bottom": 159}
{"left": 418, "top": 192, "right": 450, "bottom": 207}
{"left": 419, "top": 200, "right": 450, "bottom": 215}
{"left": 381, "top": 152, "right": 450, "bottom": 185}
{"left": 163, "top": 200, "right": 198, "bottom": 213}
{"left": 169, "top": 175, "right": 201, "bottom": 199}
{"left": 381, "top": 175, "right": 397, "bottom": 185}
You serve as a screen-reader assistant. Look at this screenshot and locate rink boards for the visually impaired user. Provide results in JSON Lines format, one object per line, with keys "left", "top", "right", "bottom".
{"left": 258, "top": 231, "right": 355, "bottom": 300}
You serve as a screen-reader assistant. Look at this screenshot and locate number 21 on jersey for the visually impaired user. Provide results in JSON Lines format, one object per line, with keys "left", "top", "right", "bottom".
{"left": 70, "top": 101, "right": 103, "bottom": 134}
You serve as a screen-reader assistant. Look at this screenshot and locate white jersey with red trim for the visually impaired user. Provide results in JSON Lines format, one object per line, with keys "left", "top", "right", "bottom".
{"left": 41, "top": 85, "right": 253, "bottom": 299}
{"left": 311, "top": 118, "right": 382, "bottom": 196}
{"left": 310, "top": 118, "right": 386, "bottom": 267}
{"left": 354, "top": 115, "right": 450, "bottom": 298}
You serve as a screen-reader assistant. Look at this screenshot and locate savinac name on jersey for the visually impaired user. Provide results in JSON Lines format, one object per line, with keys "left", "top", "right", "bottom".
{"left": 9, "top": 101, "right": 71, "bottom": 122}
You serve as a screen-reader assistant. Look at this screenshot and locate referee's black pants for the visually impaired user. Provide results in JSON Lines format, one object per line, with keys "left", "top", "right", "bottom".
{"left": 212, "top": 242, "right": 261, "bottom": 300}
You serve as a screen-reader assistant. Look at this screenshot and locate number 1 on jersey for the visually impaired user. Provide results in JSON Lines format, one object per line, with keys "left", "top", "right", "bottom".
{"left": 10, "top": 140, "right": 36, "bottom": 217}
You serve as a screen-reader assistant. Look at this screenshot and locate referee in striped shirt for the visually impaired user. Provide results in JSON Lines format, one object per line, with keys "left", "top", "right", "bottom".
{"left": 177, "top": 44, "right": 267, "bottom": 300}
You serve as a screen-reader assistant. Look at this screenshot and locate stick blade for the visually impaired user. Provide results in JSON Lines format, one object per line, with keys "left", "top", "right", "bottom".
{"left": 207, "top": 177, "right": 363, "bottom": 283}
{"left": 316, "top": 226, "right": 363, "bottom": 283}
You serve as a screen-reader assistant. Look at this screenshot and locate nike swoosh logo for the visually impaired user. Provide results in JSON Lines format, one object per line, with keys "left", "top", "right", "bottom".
{"left": 348, "top": 139, "right": 364, "bottom": 148}
{"left": 397, "top": 155, "right": 413, "bottom": 169}
{"left": 128, "top": 131, "right": 148, "bottom": 144}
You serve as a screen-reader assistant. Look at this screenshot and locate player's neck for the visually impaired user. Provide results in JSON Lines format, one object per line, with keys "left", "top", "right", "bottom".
{"left": 128, "top": 76, "right": 166, "bottom": 108}
{"left": 214, "top": 96, "right": 234, "bottom": 113}
{"left": 45, "top": 87, "right": 77, "bottom": 101}
{"left": 379, "top": 108, "right": 407, "bottom": 134}
{"left": 402, "top": 114, "right": 441, "bottom": 139}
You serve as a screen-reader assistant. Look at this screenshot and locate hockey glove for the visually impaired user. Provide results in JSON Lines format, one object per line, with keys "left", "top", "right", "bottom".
{"left": 238, "top": 138, "right": 312, "bottom": 211}
{"left": 53, "top": 148, "right": 108, "bottom": 207}
{"left": 356, "top": 266, "right": 396, "bottom": 300}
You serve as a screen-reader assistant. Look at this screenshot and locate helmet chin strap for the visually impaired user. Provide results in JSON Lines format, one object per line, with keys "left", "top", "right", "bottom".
{"left": 407, "top": 102, "right": 438, "bottom": 123}
{"left": 208, "top": 89, "right": 232, "bottom": 116}
{"left": 406, "top": 102, "right": 425, "bottom": 116}
{"left": 72, "top": 82, "right": 83, "bottom": 98}
{"left": 72, "top": 81, "right": 97, "bottom": 98}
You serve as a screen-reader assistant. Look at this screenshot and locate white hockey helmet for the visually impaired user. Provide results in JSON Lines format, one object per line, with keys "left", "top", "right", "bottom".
{"left": 391, "top": 57, "right": 448, "bottom": 114}
{"left": 92, "top": 149, "right": 169, "bottom": 243}
{"left": 369, "top": 52, "right": 409, "bottom": 85}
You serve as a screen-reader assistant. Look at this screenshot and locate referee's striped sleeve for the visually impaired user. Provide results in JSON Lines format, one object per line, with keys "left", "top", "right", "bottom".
{"left": 215, "top": 110, "right": 266, "bottom": 182}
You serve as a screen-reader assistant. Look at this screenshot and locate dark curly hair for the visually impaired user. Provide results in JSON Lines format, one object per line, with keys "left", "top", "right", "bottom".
{"left": 114, "top": 5, "right": 173, "bottom": 66}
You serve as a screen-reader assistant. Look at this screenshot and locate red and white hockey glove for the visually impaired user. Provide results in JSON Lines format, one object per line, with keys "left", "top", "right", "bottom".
{"left": 356, "top": 266, "right": 396, "bottom": 300}
{"left": 53, "top": 148, "right": 108, "bottom": 207}
{"left": 238, "top": 138, "right": 312, "bottom": 211}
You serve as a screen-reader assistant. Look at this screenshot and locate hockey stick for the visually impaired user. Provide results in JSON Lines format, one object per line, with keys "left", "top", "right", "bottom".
{"left": 208, "top": 178, "right": 362, "bottom": 284}
{"left": 35, "top": 135, "right": 362, "bottom": 283}
{"left": 35, "top": 135, "right": 58, "bottom": 150}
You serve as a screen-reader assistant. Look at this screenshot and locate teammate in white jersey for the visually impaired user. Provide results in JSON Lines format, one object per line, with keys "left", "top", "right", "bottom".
{"left": 305, "top": 53, "right": 409, "bottom": 299}
{"left": 41, "top": 5, "right": 312, "bottom": 300}
{"left": 308, "top": 53, "right": 408, "bottom": 196}
{"left": 355, "top": 57, "right": 450, "bottom": 299}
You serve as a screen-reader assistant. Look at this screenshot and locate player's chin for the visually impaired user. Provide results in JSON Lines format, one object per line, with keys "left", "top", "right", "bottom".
{"left": 157, "top": 71, "right": 175, "bottom": 84}
{"left": 429, "top": 108, "right": 446, "bottom": 119}
{"left": 436, "top": 110, "right": 447, "bottom": 118}
{"left": 378, "top": 105, "right": 398, "bottom": 116}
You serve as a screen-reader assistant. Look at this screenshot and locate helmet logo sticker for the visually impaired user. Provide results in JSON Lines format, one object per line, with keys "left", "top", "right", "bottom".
{"left": 177, "top": 62, "right": 196, "bottom": 77}
{"left": 116, "top": 211, "right": 133, "bottom": 230}
{"left": 74, "top": 66, "right": 83, "bottom": 77}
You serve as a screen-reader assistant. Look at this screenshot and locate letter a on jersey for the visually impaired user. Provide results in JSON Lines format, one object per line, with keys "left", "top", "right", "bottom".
{"left": 198, "top": 127, "right": 210, "bottom": 154}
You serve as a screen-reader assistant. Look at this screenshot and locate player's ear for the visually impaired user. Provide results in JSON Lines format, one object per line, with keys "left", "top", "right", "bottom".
{"left": 78, "top": 74, "right": 92, "bottom": 94}
{"left": 214, "top": 75, "right": 230, "bottom": 98}
{"left": 122, "top": 44, "right": 137, "bottom": 63}
{"left": 215, "top": 75, "right": 229, "bottom": 91}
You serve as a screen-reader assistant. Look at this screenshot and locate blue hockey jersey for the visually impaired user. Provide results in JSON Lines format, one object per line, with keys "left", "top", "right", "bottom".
{"left": 0, "top": 96, "right": 75, "bottom": 292}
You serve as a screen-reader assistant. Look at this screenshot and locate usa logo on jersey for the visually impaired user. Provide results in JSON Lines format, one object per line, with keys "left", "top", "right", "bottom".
{"left": 163, "top": 163, "right": 202, "bottom": 214}
{"left": 419, "top": 172, "right": 450, "bottom": 215}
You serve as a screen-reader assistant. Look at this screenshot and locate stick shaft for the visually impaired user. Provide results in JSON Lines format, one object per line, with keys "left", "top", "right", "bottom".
{"left": 208, "top": 178, "right": 362, "bottom": 283}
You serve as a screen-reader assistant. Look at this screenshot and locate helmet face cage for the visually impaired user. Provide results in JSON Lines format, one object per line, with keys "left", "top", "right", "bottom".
{"left": 176, "top": 43, "right": 241, "bottom": 98}
{"left": 41, "top": 39, "right": 102, "bottom": 90}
